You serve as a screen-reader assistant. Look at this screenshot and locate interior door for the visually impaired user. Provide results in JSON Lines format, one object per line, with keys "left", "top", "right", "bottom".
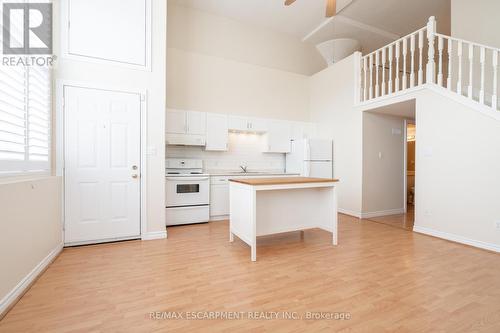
{"left": 64, "top": 86, "right": 141, "bottom": 244}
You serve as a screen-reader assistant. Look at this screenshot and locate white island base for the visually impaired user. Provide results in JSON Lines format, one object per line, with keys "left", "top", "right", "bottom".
{"left": 229, "top": 177, "right": 339, "bottom": 261}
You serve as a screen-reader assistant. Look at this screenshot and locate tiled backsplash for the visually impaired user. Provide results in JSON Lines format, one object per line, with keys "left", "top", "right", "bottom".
{"left": 166, "top": 133, "right": 285, "bottom": 172}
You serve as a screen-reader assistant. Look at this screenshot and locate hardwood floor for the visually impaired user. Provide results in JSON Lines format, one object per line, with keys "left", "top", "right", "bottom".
{"left": 1, "top": 215, "right": 500, "bottom": 332}
{"left": 364, "top": 205, "right": 415, "bottom": 230}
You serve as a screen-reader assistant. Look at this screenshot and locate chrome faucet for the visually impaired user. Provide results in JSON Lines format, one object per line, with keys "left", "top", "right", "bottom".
{"left": 239, "top": 165, "right": 248, "bottom": 173}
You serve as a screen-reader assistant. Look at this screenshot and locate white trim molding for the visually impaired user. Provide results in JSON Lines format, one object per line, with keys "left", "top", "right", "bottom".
{"left": 413, "top": 226, "right": 500, "bottom": 253}
{"left": 141, "top": 230, "right": 167, "bottom": 241}
{"left": 338, "top": 208, "right": 362, "bottom": 219}
{"left": 60, "top": 0, "right": 152, "bottom": 71}
{"left": 0, "top": 243, "right": 63, "bottom": 318}
{"left": 361, "top": 208, "right": 406, "bottom": 219}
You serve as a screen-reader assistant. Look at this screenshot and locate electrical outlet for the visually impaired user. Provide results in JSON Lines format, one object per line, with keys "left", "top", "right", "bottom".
{"left": 495, "top": 221, "right": 500, "bottom": 229}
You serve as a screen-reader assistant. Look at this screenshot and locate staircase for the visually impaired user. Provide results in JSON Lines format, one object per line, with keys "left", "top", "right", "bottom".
{"left": 358, "top": 16, "right": 500, "bottom": 112}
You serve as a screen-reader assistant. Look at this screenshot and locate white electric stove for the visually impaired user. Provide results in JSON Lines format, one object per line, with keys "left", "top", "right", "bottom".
{"left": 165, "top": 159, "right": 210, "bottom": 226}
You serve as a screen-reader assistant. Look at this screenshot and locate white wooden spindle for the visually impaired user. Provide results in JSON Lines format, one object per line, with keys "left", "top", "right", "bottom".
{"left": 363, "top": 57, "right": 368, "bottom": 101}
{"left": 395, "top": 41, "right": 400, "bottom": 92}
{"left": 402, "top": 38, "right": 408, "bottom": 90}
{"left": 382, "top": 48, "right": 386, "bottom": 96}
{"left": 426, "top": 16, "right": 436, "bottom": 83}
{"left": 410, "top": 34, "right": 415, "bottom": 88}
{"left": 457, "top": 41, "right": 463, "bottom": 95}
{"left": 447, "top": 39, "right": 453, "bottom": 90}
{"left": 388, "top": 45, "right": 393, "bottom": 94}
{"left": 493, "top": 51, "right": 498, "bottom": 110}
{"left": 369, "top": 54, "right": 374, "bottom": 100}
{"left": 468, "top": 44, "right": 474, "bottom": 99}
{"left": 437, "top": 36, "right": 444, "bottom": 86}
{"left": 479, "top": 47, "right": 485, "bottom": 104}
{"left": 375, "top": 51, "right": 380, "bottom": 98}
{"left": 418, "top": 30, "right": 424, "bottom": 85}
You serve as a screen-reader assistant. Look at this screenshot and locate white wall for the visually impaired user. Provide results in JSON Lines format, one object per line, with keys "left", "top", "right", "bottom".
{"left": 167, "top": 133, "right": 285, "bottom": 172}
{"left": 167, "top": 49, "right": 310, "bottom": 121}
{"left": 414, "top": 89, "right": 500, "bottom": 250}
{"left": 362, "top": 112, "right": 405, "bottom": 215}
{"left": 168, "top": 4, "right": 325, "bottom": 76}
{"left": 53, "top": 0, "right": 167, "bottom": 233}
{"left": 309, "top": 54, "right": 363, "bottom": 216}
{"left": 167, "top": 3, "right": 317, "bottom": 122}
{"left": 0, "top": 177, "right": 62, "bottom": 316}
{"left": 451, "top": 0, "right": 500, "bottom": 48}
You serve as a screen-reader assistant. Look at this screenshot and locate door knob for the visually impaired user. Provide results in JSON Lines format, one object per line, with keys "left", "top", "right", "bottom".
{"left": 132, "top": 174, "right": 139, "bottom": 179}
{"left": 132, "top": 165, "right": 138, "bottom": 170}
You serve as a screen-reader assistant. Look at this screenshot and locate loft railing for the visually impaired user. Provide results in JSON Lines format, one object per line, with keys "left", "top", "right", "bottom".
{"left": 359, "top": 16, "right": 500, "bottom": 111}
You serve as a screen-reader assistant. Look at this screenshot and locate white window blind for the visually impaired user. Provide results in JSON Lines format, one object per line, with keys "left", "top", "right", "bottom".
{"left": 0, "top": 64, "right": 51, "bottom": 175}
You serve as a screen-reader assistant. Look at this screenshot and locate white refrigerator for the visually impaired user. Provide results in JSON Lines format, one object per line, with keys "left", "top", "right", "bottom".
{"left": 285, "top": 139, "right": 334, "bottom": 178}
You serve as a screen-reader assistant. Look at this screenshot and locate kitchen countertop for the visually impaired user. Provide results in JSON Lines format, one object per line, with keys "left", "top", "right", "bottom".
{"left": 229, "top": 177, "right": 339, "bottom": 186}
{"left": 207, "top": 170, "right": 300, "bottom": 177}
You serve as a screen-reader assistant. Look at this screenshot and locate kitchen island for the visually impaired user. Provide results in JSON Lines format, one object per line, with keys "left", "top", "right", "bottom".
{"left": 229, "top": 177, "right": 339, "bottom": 261}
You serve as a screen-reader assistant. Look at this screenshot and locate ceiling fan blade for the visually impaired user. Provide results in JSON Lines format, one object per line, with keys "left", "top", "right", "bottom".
{"left": 285, "top": 0, "right": 297, "bottom": 6}
{"left": 326, "top": 0, "right": 336, "bottom": 17}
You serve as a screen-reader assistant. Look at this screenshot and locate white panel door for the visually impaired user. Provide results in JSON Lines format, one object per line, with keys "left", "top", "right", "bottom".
{"left": 67, "top": 0, "right": 148, "bottom": 66}
{"left": 64, "top": 86, "right": 141, "bottom": 244}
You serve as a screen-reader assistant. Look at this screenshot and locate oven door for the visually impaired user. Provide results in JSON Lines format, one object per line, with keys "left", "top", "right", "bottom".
{"left": 166, "top": 177, "right": 210, "bottom": 207}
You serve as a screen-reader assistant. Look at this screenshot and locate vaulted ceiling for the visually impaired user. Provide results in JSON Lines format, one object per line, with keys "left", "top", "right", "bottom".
{"left": 171, "top": 0, "right": 450, "bottom": 54}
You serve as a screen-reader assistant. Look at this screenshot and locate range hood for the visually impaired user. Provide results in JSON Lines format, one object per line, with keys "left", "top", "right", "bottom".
{"left": 166, "top": 134, "right": 206, "bottom": 147}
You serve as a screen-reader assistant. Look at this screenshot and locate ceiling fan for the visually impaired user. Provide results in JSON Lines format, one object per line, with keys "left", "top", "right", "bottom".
{"left": 285, "top": 0, "right": 337, "bottom": 18}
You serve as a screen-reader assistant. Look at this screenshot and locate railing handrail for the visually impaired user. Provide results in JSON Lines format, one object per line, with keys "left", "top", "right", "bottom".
{"left": 359, "top": 16, "right": 499, "bottom": 111}
{"left": 362, "top": 26, "right": 427, "bottom": 59}
{"left": 435, "top": 33, "right": 500, "bottom": 54}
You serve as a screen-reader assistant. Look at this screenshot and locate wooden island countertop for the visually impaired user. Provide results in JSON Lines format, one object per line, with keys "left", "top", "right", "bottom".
{"left": 229, "top": 177, "right": 339, "bottom": 186}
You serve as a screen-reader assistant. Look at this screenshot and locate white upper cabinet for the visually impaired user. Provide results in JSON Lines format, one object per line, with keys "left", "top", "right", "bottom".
{"left": 166, "top": 109, "right": 187, "bottom": 134}
{"left": 166, "top": 109, "right": 206, "bottom": 135}
{"left": 63, "top": 0, "right": 150, "bottom": 69}
{"left": 228, "top": 116, "right": 248, "bottom": 131}
{"left": 186, "top": 111, "right": 207, "bottom": 135}
{"left": 206, "top": 113, "right": 229, "bottom": 151}
{"left": 265, "top": 121, "right": 291, "bottom": 153}
{"left": 228, "top": 116, "right": 268, "bottom": 132}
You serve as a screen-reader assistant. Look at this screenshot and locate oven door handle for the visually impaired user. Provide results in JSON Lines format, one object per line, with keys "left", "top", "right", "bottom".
{"left": 166, "top": 177, "right": 210, "bottom": 181}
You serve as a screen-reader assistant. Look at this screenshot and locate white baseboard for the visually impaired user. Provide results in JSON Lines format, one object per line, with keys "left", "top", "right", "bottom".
{"left": 209, "top": 215, "right": 229, "bottom": 222}
{"left": 413, "top": 226, "right": 500, "bottom": 253}
{"left": 0, "top": 242, "right": 63, "bottom": 318}
{"left": 338, "top": 208, "right": 362, "bottom": 219}
{"left": 361, "top": 208, "right": 406, "bottom": 219}
{"left": 141, "top": 230, "right": 167, "bottom": 241}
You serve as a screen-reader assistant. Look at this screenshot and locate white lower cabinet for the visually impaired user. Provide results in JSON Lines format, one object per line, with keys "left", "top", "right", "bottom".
{"left": 210, "top": 177, "right": 229, "bottom": 219}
